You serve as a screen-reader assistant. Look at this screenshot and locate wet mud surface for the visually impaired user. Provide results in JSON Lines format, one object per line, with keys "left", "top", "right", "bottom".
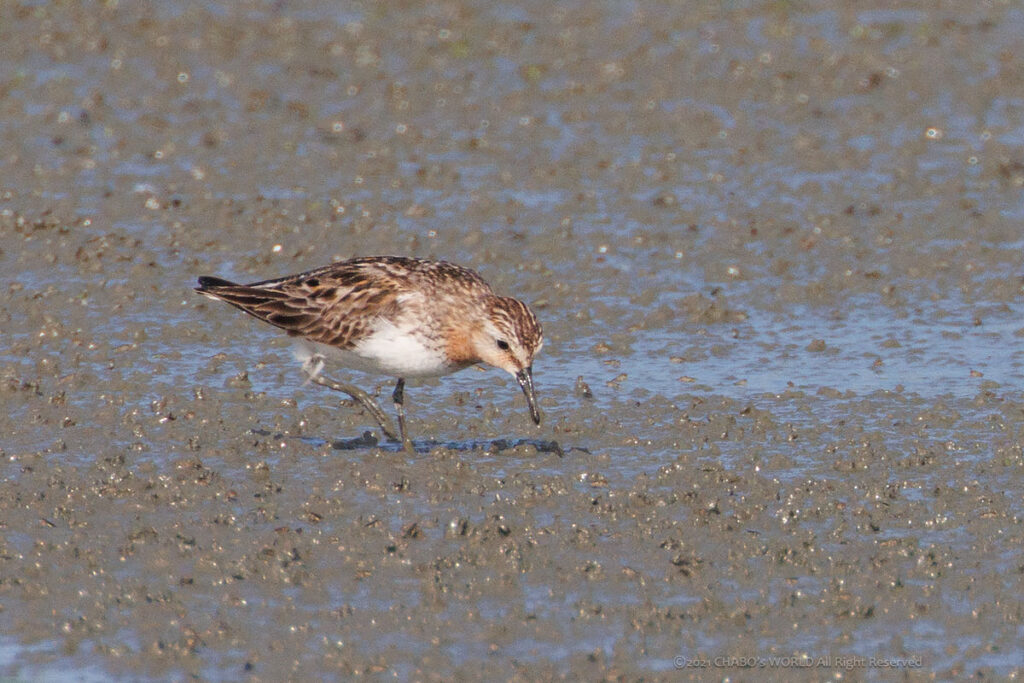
{"left": 2, "top": 1, "right": 1024, "bottom": 680}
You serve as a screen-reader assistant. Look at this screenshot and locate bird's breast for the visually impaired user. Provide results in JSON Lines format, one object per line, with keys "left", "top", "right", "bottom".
{"left": 298, "top": 319, "right": 465, "bottom": 378}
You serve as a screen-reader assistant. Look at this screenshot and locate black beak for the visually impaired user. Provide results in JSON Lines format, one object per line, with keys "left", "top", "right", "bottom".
{"left": 515, "top": 366, "right": 541, "bottom": 425}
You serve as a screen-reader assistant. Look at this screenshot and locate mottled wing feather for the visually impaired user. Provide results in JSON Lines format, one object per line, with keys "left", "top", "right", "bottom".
{"left": 195, "top": 281, "right": 323, "bottom": 337}
{"left": 241, "top": 257, "right": 491, "bottom": 295}
{"left": 299, "top": 280, "right": 402, "bottom": 348}
{"left": 196, "top": 264, "right": 405, "bottom": 348}
{"left": 196, "top": 256, "right": 496, "bottom": 349}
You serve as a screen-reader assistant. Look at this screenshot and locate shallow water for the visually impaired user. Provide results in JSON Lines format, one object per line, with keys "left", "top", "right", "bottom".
{"left": 2, "top": 1, "right": 1023, "bottom": 680}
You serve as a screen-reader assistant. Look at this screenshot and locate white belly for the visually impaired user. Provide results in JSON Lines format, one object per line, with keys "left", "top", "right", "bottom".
{"left": 292, "top": 323, "right": 454, "bottom": 379}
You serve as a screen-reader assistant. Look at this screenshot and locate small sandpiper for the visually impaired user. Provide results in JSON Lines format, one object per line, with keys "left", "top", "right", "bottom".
{"left": 194, "top": 256, "right": 543, "bottom": 450}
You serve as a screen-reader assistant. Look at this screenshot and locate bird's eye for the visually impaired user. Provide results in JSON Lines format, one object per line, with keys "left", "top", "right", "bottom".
{"left": 496, "top": 339, "right": 510, "bottom": 351}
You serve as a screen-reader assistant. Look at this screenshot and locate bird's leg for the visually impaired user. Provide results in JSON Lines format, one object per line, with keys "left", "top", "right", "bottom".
{"left": 307, "top": 374, "right": 399, "bottom": 441}
{"left": 301, "top": 355, "right": 399, "bottom": 441}
{"left": 392, "top": 378, "right": 414, "bottom": 453}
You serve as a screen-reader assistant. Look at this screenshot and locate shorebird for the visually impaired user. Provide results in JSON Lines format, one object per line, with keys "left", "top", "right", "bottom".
{"left": 194, "top": 256, "right": 543, "bottom": 450}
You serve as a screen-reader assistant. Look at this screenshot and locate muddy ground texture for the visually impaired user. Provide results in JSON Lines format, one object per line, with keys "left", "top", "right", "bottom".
{"left": 2, "top": 1, "right": 1024, "bottom": 680}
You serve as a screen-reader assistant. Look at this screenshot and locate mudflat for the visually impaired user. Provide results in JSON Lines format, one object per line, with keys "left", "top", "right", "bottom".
{"left": 1, "top": 2, "right": 1022, "bottom": 679}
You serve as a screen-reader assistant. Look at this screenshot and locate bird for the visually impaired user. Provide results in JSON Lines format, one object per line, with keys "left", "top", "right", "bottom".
{"left": 194, "top": 256, "right": 544, "bottom": 450}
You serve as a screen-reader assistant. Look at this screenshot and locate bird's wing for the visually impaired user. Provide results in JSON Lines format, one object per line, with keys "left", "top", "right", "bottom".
{"left": 195, "top": 261, "right": 404, "bottom": 349}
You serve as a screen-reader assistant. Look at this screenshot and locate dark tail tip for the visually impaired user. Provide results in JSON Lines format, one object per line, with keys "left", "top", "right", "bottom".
{"left": 196, "top": 275, "right": 237, "bottom": 291}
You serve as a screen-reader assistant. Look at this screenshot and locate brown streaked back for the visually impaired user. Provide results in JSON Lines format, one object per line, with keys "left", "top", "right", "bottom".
{"left": 194, "top": 257, "right": 499, "bottom": 350}
{"left": 195, "top": 269, "right": 398, "bottom": 349}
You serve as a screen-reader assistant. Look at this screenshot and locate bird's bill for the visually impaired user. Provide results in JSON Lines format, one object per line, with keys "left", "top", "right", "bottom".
{"left": 515, "top": 366, "right": 542, "bottom": 425}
